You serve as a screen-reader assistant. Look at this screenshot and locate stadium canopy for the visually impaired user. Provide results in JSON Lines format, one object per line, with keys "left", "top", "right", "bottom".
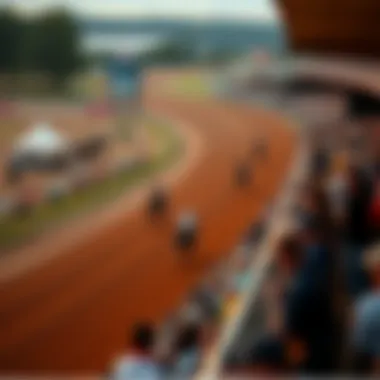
{"left": 13, "top": 122, "right": 68, "bottom": 157}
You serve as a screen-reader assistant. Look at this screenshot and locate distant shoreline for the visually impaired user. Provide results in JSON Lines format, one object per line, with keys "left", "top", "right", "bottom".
{"left": 80, "top": 20, "right": 286, "bottom": 55}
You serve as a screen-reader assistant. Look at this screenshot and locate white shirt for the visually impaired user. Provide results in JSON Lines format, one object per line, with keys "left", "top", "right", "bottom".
{"left": 353, "top": 292, "right": 380, "bottom": 356}
{"left": 171, "top": 349, "right": 200, "bottom": 379}
{"left": 111, "top": 354, "right": 162, "bottom": 380}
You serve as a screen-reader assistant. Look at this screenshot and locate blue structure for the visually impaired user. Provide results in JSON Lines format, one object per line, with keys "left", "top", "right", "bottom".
{"left": 107, "top": 57, "right": 143, "bottom": 138}
{"left": 107, "top": 57, "right": 142, "bottom": 101}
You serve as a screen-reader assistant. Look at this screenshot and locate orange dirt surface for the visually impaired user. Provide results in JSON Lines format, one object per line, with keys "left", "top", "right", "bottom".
{"left": 0, "top": 85, "right": 296, "bottom": 374}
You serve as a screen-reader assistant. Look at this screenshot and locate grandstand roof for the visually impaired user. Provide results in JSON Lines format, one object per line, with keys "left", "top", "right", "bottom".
{"left": 277, "top": 0, "right": 380, "bottom": 57}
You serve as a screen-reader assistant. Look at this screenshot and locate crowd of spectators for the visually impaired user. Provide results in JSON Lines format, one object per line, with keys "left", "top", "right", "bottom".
{"left": 106, "top": 211, "right": 269, "bottom": 379}
{"left": 105, "top": 109, "right": 380, "bottom": 378}
{"left": 224, "top": 118, "right": 380, "bottom": 376}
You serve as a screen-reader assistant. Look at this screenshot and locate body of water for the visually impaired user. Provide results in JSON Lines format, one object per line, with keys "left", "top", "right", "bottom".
{"left": 82, "top": 33, "right": 167, "bottom": 56}
{"left": 80, "top": 19, "right": 287, "bottom": 56}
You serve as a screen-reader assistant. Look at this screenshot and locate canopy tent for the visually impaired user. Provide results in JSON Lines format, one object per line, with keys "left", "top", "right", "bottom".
{"left": 7, "top": 123, "right": 71, "bottom": 179}
{"left": 13, "top": 122, "right": 68, "bottom": 157}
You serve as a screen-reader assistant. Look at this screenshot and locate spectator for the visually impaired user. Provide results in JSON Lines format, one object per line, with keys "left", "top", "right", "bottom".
{"left": 179, "top": 301, "right": 203, "bottom": 327}
{"left": 298, "top": 217, "right": 332, "bottom": 290}
{"left": 345, "top": 164, "right": 373, "bottom": 298}
{"left": 294, "top": 185, "right": 323, "bottom": 231}
{"left": 277, "top": 231, "right": 335, "bottom": 373}
{"left": 311, "top": 145, "right": 330, "bottom": 178}
{"left": 325, "top": 154, "right": 349, "bottom": 230}
{"left": 227, "top": 334, "right": 287, "bottom": 376}
{"left": 110, "top": 323, "right": 162, "bottom": 380}
{"left": 191, "top": 282, "right": 222, "bottom": 326}
{"left": 346, "top": 164, "right": 374, "bottom": 246}
{"left": 171, "top": 324, "right": 202, "bottom": 379}
{"left": 276, "top": 234, "right": 303, "bottom": 281}
{"left": 368, "top": 179, "right": 380, "bottom": 243}
{"left": 351, "top": 242, "right": 380, "bottom": 375}
{"left": 311, "top": 183, "right": 336, "bottom": 244}
{"left": 244, "top": 221, "right": 266, "bottom": 246}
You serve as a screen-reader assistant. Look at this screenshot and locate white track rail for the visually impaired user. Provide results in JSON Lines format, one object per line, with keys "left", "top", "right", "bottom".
{"left": 198, "top": 136, "right": 310, "bottom": 379}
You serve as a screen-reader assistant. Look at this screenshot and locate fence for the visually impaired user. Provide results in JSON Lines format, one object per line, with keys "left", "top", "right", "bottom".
{"left": 197, "top": 132, "right": 309, "bottom": 379}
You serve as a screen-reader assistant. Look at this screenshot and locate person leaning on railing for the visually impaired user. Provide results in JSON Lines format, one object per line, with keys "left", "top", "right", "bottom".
{"left": 273, "top": 219, "right": 336, "bottom": 374}
{"left": 350, "top": 242, "right": 380, "bottom": 376}
{"left": 108, "top": 323, "right": 162, "bottom": 380}
{"left": 169, "top": 323, "right": 203, "bottom": 379}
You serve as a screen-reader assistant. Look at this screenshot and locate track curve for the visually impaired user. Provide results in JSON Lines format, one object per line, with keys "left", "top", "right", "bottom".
{"left": 0, "top": 90, "right": 296, "bottom": 374}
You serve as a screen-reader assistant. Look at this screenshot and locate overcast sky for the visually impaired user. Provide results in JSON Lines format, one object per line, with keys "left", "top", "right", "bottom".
{"left": 1, "top": 0, "right": 279, "bottom": 22}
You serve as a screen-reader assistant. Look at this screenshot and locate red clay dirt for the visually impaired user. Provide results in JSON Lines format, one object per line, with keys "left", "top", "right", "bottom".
{"left": 0, "top": 84, "right": 296, "bottom": 374}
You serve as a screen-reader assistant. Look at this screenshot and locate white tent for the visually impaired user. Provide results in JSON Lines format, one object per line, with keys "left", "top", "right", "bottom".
{"left": 14, "top": 122, "right": 68, "bottom": 157}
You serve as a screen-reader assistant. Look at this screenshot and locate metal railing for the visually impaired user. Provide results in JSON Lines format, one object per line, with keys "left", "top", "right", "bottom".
{"left": 198, "top": 136, "right": 310, "bottom": 379}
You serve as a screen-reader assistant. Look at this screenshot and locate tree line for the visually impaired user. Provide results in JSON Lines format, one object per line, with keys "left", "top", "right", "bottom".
{"left": 0, "top": 9, "right": 83, "bottom": 88}
{"left": 138, "top": 39, "right": 237, "bottom": 67}
{"left": 0, "top": 7, "right": 236, "bottom": 92}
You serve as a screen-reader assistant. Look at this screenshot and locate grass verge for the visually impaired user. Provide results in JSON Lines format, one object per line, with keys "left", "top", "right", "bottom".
{"left": 0, "top": 118, "right": 183, "bottom": 250}
{"left": 169, "top": 72, "right": 213, "bottom": 99}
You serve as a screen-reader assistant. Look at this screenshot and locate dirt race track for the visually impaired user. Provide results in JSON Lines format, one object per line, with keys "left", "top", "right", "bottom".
{"left": 0, "top": 80, "right": 296, "bottom": 374}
